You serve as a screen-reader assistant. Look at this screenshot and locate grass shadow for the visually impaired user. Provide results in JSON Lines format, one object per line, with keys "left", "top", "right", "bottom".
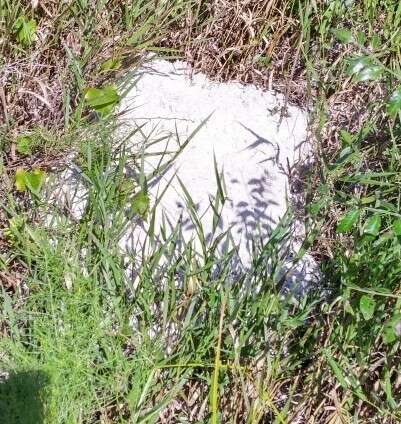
{"left": 0, "top": 370, "right": 48, "bottom": 424}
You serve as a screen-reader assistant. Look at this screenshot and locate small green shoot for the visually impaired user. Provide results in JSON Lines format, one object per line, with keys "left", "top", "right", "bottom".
{"left": 332, "top": 28, "right": 353, "bottom": 44}
{"left": 100, "top": 58, "right": 122, "bottom": 72}
{"left": 84, "top": 86, "right": 120, "bottom": 116}
{"left": 363, "top": 214, "right": 381, "bottom": 237}
{"left": 16, "top": 135, "right": 34, "bottom": 156}
{"left": 132, "top": 190, "right": 150, "bottom": 219}
{"left": 336, "top": 208, "right": 359, "bottom": 233}
{"left": 392, "top": 219, "right": 401, "bottom": 236}
{"left": 14, "top": 16, "right": 37, "bottom": 47}
{"left": 359, "top": 295, "right": 376, "bottom": 320}
{"left": 383, "top": 315, "right": 401, "bottom": 344}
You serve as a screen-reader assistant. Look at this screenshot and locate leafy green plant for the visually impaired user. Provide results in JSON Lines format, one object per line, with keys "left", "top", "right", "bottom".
{"left": 336, "top": 208, "right": 359, "bottom": 233}
{"left": 3, "top": 0, "right": 401, "bottom": 421}
{"left": 359, "top": 295, "right": 376, "bottom": 320}
{"left": 16, "top": 135, "right": 34, "bottom": 156}
{"left": 14, "top": 16, "right": 37, "bottom": 47}
{"left": 383, "top": 315, "right": 401, "bottom": 344}
{"left": 332, "top": 27, "right": 353, "bottom": 44}
{"left": 363, "top": 213, "right": 381, "bottom": 237}
{"left": 393, "top": 219, "right": 401, "bottom": 236}
{"left": 84, "top": 86, "right": 120, "bottom": 116}
{"left": 333, "top": 26, "right": 401, "bottom": 120}
{"left": 100, "top": 57, "right": 122, "bottom": 72}
{"left": 15, "top": 168, "right": 45, "bottom": 193}
{"left": 1, "top": 124, "right": 317, "bottom": 422}
{"left": 3, "top": 215, "right": 26, "bottom": 245}
{"left": 132, "top": 190, "right": 150, "bottom": 219}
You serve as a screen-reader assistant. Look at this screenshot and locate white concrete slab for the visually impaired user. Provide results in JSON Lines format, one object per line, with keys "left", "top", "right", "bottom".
{"left": 119, "top": 60, "right": 309, "bottom": 265}
{"left": 52, "top": 59, "right": 321, "bottom": 290}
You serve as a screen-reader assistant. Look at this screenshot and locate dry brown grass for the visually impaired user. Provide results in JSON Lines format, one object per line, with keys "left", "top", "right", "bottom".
{"left": 163, "top": 0, "right": 393, "bottom": 158}
{"left": 165, "top": 0, "right": 308, "bottom": 103}
{"left": 0, "top": 0, "right": 184, "bottom": 135}
{"left": 1, "top": 0, "right": 391, "bottom": 156}
{"left": 2, "top": 2, "right": 107, "bottom": 130}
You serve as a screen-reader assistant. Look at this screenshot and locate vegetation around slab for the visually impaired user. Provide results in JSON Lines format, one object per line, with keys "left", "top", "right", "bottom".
{"left": 1, "top": 0, "right": 401, "bottom": 422}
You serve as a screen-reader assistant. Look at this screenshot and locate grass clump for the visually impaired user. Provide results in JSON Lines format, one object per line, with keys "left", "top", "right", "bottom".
{"left": 0, "top": 124, "right": 317, "bottom": 422}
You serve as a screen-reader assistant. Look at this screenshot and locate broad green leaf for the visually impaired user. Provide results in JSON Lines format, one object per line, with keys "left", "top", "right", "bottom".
{"left": 132, "top": 191, "right": 150, "bottom": 219}
{"left": 348, "top": 56, "right": 383, "bottom": 82}
{"left": 15, "top": 169, "right": 27, "bottom": 192}
{"left": 16, "top": 135, "right": 34, "bottom": 155}
{"left": 101, "top": 58, "right": 122, "bottom": 72}
{"left": 14, "top": 16, "right": 37, "bottom": 47}
{"left": 359, "top": 295, "right": 376, "bottom": 320}
{"left": 356, "top": 65, "right": 383, "bottom": 82}
{"left": 26, "top": 169, "right": 45, "bottom": 192}
{"left": 84, "top": 86, "right": 120, "bottom": 115}
{"left": 392, "top": 218, "right": 401, "bottom": 236}
{"left": 383, "top": 316, "right": 401, "bottom": 344}
{"left": 387, "top": 87, "right": 401, "bottom": 117}
{"left": 339, "top": 146, "right": 352, "bottom": 160}
{"left": 344, "top": 300, "right": 354, "bottom": 316}
{"left": 336, "top": 209, "right": 359, "bottom": 233}
{"left": 15, "top": 168, "right": 45, "bottom": 193}
{"left": 363, "top": 214, "right": 381, "bottom": 236}
{"left": 348, "top": 57, "right": 368, "bottom": 75}
{"left": 383, "top": 325, "right": 396, "bottom": 344}
{"left": 332, "top": 28, "right": 353, "bottom": 43}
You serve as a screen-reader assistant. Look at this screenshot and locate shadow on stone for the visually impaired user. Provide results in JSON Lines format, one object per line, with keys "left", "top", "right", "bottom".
{"left": 0, "top": 370, "right": 49, "bottom": 424}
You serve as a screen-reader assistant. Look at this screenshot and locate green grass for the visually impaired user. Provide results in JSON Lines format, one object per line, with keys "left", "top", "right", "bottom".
{"left": 1, "top": 122, "right": 316, "bottom": 422}
{"left": 2, "top": 0, "right": 401, "bottom": 422}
